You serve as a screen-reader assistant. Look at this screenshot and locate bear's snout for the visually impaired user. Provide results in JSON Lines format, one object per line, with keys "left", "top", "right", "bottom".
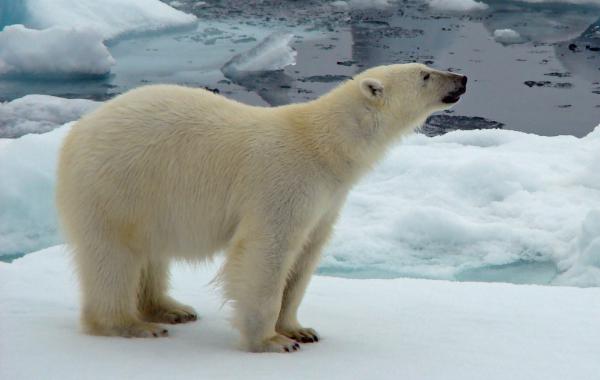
{"left": 442, "top": 74, "right": 467, "bottom": 104}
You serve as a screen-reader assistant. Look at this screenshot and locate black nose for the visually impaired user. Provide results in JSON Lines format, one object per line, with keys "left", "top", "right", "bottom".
{"left": 461, "top": 75, "right": 468, "bottom": 86}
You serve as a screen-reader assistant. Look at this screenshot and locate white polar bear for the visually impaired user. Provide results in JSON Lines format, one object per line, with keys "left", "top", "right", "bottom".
{"left": 56, "top": 63, "right": 467, "bottom": 353}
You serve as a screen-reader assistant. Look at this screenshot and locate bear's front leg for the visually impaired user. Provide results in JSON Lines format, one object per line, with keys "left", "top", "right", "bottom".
{"left": 276, "top": 212, "right": 337, "bottom": 343}
{"left": 221, "top": 226, "right": 306, "bottom": 353}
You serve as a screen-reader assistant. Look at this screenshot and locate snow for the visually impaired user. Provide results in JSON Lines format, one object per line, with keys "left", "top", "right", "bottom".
{"left": 321, "top": 126, "right": 600, "bottom": 286}
{"left": 427, "top": 0, "right": 489, "bottom": 12}
{"left": 556, "top": 210, "right": 600, "bottom": 286}
{"left": 1, "top": 245, "right": 599, "bottom": 379}
{"left": 222, "top": 32, "right": 297, "bottom": 76}
{"left": 1, "top": 114, "right": 600, "bottom": 286}
{"left": 493, "top": 28, "right": 524, "bottom": 44}
{"left": 0, "top": 25, "right": 115, "bottom": 77}
{"left": 0, "top": 95, "right": 99, "bottom": 138}
{"left": 20, "top": 0, "right": 198, "bottom": 40}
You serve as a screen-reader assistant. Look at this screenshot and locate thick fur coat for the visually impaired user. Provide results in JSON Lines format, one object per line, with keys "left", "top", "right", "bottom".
{"left": 56, "top": 63, "right": 466, "bottom": 352}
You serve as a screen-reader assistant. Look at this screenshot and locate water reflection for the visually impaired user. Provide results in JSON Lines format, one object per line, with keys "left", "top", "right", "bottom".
{"left": 0, "top": 0, "right": 598, "bottom": 135}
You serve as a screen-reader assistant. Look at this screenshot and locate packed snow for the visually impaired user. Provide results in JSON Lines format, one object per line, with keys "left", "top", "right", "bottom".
{"left": 493, "top": 28, "right": 524, "bottom": 44}
{"left": 427, "top": 0, "right": 489, "bottom": 12}
{"left": 1, "top": 105, "right": 600, "bottom": 287}
{"left": 11, "top": 0, "right": 198, "bottom": 41}
{"left": 1, "top": 245, "right": 599, "bottom": 380}
{"left": 0, "top": 25, "right": 114, "bottom": 77}
{"left": 222, "top": 32, "right": 297, "bottom": 76}
{"left": 0, "top": 95, "right": 99, "bottom": 138}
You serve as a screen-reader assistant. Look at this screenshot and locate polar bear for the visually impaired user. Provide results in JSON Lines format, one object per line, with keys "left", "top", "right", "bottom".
{"left": 56, "top": 63, "right": 467, "bottom": 353}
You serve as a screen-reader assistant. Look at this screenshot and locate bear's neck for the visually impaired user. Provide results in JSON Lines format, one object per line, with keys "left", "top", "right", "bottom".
{"left": 282, "top": 83, "right": 395, "bottom": 185}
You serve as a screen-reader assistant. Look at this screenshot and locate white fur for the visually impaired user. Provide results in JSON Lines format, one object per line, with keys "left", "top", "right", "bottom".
{"left": 55, "top": 63, "right": 464, "bottom": 352}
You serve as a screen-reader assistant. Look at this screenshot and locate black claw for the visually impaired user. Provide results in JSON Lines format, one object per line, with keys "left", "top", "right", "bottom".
{"left": 314, "top": 336, "right": 319, "bottom": 342}
{"left": 162, "top": 329, "right": 168, "bottom": 334}
{"left": 284, "top": 347, "right": 290, "bottom": 352}
{"left": 174, "top": 317, "right": 181, "bottom": 323}
{"left": 152, "top": 332, "right": 158, "bottom": 337}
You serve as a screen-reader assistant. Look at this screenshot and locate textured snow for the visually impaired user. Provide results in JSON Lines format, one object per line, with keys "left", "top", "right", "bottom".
{"left": 1, "top": 99, "right": 600, "bottom": 286}
{"left": 321, "top": 126, "right": 600, "bottom": 285}
{"left": 222, "top": 32, "right": 297, "bottom": 76}
{"left": 1, "top": 245, "right": 600, "bottom": 380}
{"left": 21, "top": 0, "right": 198, "bottom": 40}
{"left": 493, "top": 28, "right": 524, "bottom": 44}
{"left": 427, "top": 0, "right": 489, "bottom": 12}
{"left": 0, "top": 95, "right": 99, "bottom": 138}
{"left": 0, "top": 25, "right": 115, "bottom": 77}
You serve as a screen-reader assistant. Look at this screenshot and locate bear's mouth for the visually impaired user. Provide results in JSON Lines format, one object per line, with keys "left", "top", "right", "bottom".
{"left": 442, "top": 86, "right": 467, "bottom": 104}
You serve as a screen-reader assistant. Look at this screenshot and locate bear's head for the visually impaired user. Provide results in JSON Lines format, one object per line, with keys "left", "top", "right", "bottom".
{"left": 355, "top": 63, "right": 467, "bottom": 134}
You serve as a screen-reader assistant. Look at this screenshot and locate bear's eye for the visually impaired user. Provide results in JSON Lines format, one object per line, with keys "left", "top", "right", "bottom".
{"left": 423, "top": 73, "right": 430, "bottom": 81}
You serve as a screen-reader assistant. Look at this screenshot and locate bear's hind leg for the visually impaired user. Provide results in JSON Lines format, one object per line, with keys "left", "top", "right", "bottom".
{"left": 221, "top": 233, "right": 302, "bottom": 353}
{"left": 75, "top": 240, "right": 168, "bottom": 338}
{"left": 138, "top": 258, "right": 197, "bottom": 324}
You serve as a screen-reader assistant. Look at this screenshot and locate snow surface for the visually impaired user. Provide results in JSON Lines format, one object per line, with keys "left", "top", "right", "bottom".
{"left": 493, "top": 28, "right": 524, "bottom": 44}
{"left": 222, "top": 32, "right": 297, "bottom": 76}
{"left": 0, "top": 95, "right": 99, "bottom": 138}
{"left": 19, "top": 0, "right": 198, "bottom": 40}
{"left": 1, "top": 115, "right": 600, "bottom": 286}
{"left": 427, "top": 0, "right": 489, "bottom": 12}
{"left": 1, "top": 245, "right": 600, "bottom": 380}
{"left": 0, "top": 25, "right": 115, "bottom": 77}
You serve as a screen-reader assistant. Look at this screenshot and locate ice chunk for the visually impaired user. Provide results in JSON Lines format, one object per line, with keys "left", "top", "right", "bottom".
{"left": 0, "top": 95, "right": 100, "bottom": 138}
{"left": 12, "top": 0, "right": 197, "bottom": 40}
{"left": 0, "top": 124, "right": 71, "bottom": 259}
{"left": 493, "top": 29, "right": 525, "bottom": 44}
{"left": 0, "top": 25, "right": 115, "bottom": 77}
{"left": 331, "top": 0, "right": 395, "bottom": 10}
{"left": 221, "top": 32, "right": 297, "bottom": 76}
{"left": 427, "top": 0, "right": 489, "bottom": 12}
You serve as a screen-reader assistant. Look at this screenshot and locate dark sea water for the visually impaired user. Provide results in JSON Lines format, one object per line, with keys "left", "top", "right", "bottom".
{"left": 1, "top": 0, "right": 599, "bottom": 136}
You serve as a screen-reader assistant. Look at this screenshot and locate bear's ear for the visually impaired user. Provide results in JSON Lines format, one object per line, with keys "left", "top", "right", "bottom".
{"left": 359, "top": 78, "right": 384, "bottom": 100}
